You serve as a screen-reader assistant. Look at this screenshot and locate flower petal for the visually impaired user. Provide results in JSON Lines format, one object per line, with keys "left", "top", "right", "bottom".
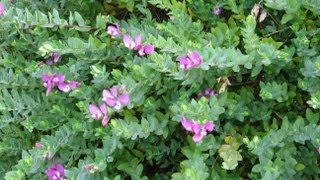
{"left": 69, "top": 81, "right": 81, "bottom": 90}
{"left": 123, "top": 35, "right": 136, "bottom": 50}
{"left": 203, "top": 121, "right": 215, "bottom": 132}
{"left": 55, "top": 164, "right": 65, "bottom": 176}
{"left": 181, "top": 117, "right": 194, "bottom": 132}
{"left": 105, "top": 97, "right": 117, "bottom": 107}
{"left": 110, "top": 86, "right": 118, "bottom": 97}
{"left": 192, "top": 133, "right": 205, "bottom": 143}
{"left": 41, "top": 75, "right": 51, "bottom": 82}
{"left": 101, "top": 116, "right": 110, "bottom": 126}
{"left": 102, "top": 89, "right": 113, "bottom": 100}
{"left": 119, "top": 94, "right": 130, "bottom": 106}
{"left": 0, "top": 2, "right": 5, "bottom": 16}
{"left": 107, "top": 25, "right": 121, "bottom": 37}
{"left": 192, "top": 123, "right": 202, "bottom": 134}
{"left": 89, "top": 104, "right": 102, "bottom": 120}
{"left": 57, "top": 82, "right": 70, "bottom": 92}
{"left": 100, "top": 103, "right": 107, "bottom": 115}
{"left": 134, "top": 34, "right": 142, "bottom": 46}
{"left": 143, "top": 45, "right": 155, "bottom": 55}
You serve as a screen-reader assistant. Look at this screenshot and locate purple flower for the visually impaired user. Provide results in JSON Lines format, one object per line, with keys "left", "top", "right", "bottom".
{"left": 35, "top": 142, "right": 43, "bottom": 148}
{"left": 45, "top": 52, "right": 61, "bottom": 65}
{"left": 41, "top": 74, "right": 80, "bottom": 95}
{"left": 181, "top": 117, "right": 215, "bottom": 143}
{"left": 88, "top": 103, "right": 109, "bottom": 126}
{"left": 107, "top": 24, "right": 122, "bottom": 37}
{"left": 179, "top": 51, "right": 203, "bottom": 70}
{"left": 213, "top": 6, "right": 221, "bottom": 15}
{"left": 41, "top": 74, "right": 65, "bottom": 96}
{"left": 57, "top": 80, "right": 81, "bottom": 92}
{"left": 46, "top": 163, "right": 65, "bottom": 180}
{"left": 0, "top": 2, "right": 5, "bottom": 16}
{"left": 102, "top": 86, "right": 130, "bottom": 110}
{"left": 197, "top": 88, "right": 217, "bottom": 98}
{"left": 123, "top": 34, "right": 154, "bottom": 56}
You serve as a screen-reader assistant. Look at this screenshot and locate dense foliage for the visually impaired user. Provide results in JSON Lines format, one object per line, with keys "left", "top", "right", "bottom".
{"left": 1, "top": 0, "right": 320, "bottom": 179}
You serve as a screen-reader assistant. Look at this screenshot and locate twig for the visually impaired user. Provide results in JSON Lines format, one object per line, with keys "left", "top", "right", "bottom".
{"left": 261, "top": 27, "right": 290, "bottom": 38}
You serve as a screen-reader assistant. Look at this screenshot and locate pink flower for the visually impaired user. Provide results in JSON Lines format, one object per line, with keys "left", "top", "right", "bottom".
{"left": 102, "top": 86, "right": 130, "bottom": 110}
{"left": 41, "top": 74, "right": 80, "bottom": 95}
{"left": 35, "top": 142, "right": 43, "bottom": 148}
{"left": 107, "top": 24, "right": 122, "bottom": 37}
{"left": 213, "top": 6, "right": 221, "bottom": 15}
{"left": 83, "top": 164, "right": 98, "bottom": 173}
{"left": 45, "top": 52, "right": 61, "bottom": 65}
{"left": 46, "top": 163, "right": 65, "bottom": 180}
{"left": 58, "top": 81, "right": 81, "bottom": 92}
{"left": 41, "top": 74, "right": 65, "bottom": 96}
{"left": 123, "top": 34, "right": 154, "bottom": 56}
{"left": 179, "top": 51, "right": 203, "bottom": 70}
{"left": 0, "top": 2, "right": 5, "bottom": 16}
{"left": 181, "top": 117, "right": 215, "bottom": 143}
{"left": 88, "top": 103, "right": 109, "bottom": 126}
{"left": 197, "top": 88, "right": 217, "bottom": 98}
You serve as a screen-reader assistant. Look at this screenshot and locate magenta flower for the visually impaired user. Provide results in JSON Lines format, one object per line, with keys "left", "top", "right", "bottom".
{"left": 35, "top": 142, "right": 43, "bottom": 148}
{"left": 45, "top": 52, "right": 61, "bottom": 65}
{"left": 181, "top": 117, "right": 215, "bottom": 143}
{"left": 41, "top": 74, "right": 65, "bottom": 96}
{"left": 46, "top": 163, "right": 65, "bottom": 180}
{"left": 107, "top": 24, "right": 122, "bottom": 37}
{"left": 197, "top": 88, "right": 217, "bottom": 98}
{"left": 102, "top": 86, "right": 130, "bottom": 110}
{"left": 89, "top": 103, "right": 109, "bottom": 126}
{"left": 0, "top": 2, "right": 5, "bottom": 16}
{"left": 179, "top": 51, "right": 203, "bottom": 70}
{"left": 123, "top": 34, "right": 154, "bottom": 56}
{"left": 58, "top": 80, "right": 81, "bottom": 92}
{"left": 41, "top": 74, "right": 80, "bottom": 96}
{"left": 213, "top": 6, "right": 221, "bottom": 15}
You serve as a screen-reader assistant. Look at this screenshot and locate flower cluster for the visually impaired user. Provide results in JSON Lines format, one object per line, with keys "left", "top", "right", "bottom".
{"left": 89, "top": 85, "right": 130, "bottom": 126}
{"left": 197, "top": 88, "right": 217, "bottom": 98}
{"left": 46, "top": 163, "right": 65, "bottom": 180}
{"left": 45, "top": 52, "right": 61, "bottom": 65}
{"left": 41, "top": 74, "right": 80, "bottom": 96}
{"left": 181, "top": 117, "right": 215, "bottom": 143}
{"left": 123, "top": 34, "right": 155, "bottom": 56}
{"left": 106, "top": 24, "right": 155, "bottom": 56}
{"left": 179, "top": 51, "right": 203, "bottom": 70}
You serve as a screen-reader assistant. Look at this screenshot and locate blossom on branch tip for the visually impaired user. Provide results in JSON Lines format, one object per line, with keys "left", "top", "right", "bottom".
{"left": 179, "top": 51, "right": 203, "bottom": 70}
{"left": 41, "top": 74, "right": 80, "bottom": 96}
{"left": 45, "top": 52, "right": 61, "bottom": 65}
{"left": 35, "top": 142, "right": 43, "bottom": 148}
{"left": 88, "top": 103, "right": 109, "bottom": 126}
{"left": 102, "top": 86, "right": 130, "bottom": 110}
{"left": 123, "top": 34, "right": 154, "bottom": 56}
{"left": 46, "top": 163, "right": 65, "bottom": 180}
{"left": 197, "top": 88, "right": 217, "bottom": 98}
{"left": 181, "top": 117, "right": 215, "bottom": 143}
{"left": 107, "top": 24, "right": 122, "bottom": 37}
{"left": 213, "top": 6, "right": 221, "bottom": 15}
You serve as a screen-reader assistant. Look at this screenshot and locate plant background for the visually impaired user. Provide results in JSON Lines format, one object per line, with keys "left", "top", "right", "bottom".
{"left": 0, "top": 0, "right": 320, "bottom": 179}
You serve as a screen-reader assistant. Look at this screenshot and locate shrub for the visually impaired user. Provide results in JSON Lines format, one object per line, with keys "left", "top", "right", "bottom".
{"left": 0, "top": 0, "right": 319, "bottom": 179}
